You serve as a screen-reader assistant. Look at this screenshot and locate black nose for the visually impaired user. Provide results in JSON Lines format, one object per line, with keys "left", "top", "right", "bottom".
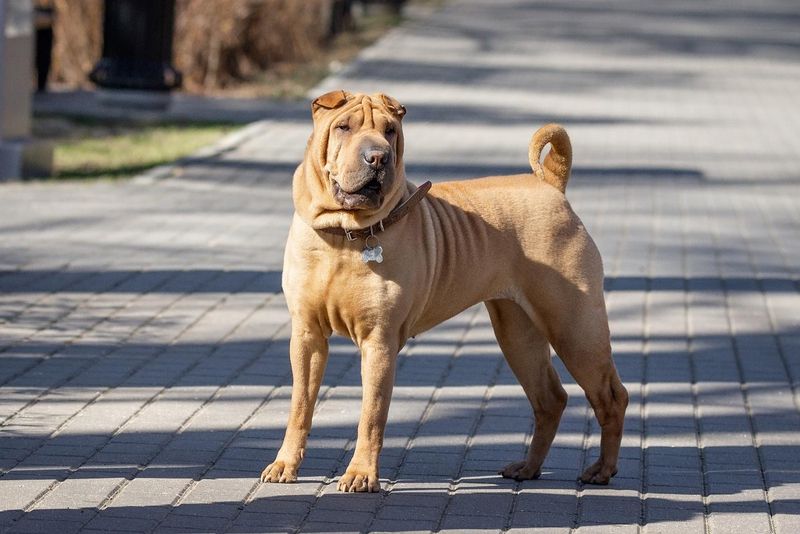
{"left": 363, "top": 148, "right": 389, "bottom": 170}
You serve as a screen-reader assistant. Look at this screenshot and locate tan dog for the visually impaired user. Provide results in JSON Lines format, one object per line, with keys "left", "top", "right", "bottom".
{"left": 261, "top": 90, "right": 628, "bottom": 492}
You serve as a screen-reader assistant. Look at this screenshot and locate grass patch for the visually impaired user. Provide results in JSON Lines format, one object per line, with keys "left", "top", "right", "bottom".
{"left": 33, "top": 116, "right": 236, "bottom": 180}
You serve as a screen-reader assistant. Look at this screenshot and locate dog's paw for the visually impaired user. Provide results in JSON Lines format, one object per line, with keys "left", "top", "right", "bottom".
{"left": 260, "top": 460, "right": 298, "bottom": 483}
{"left": 499, "top": 460, "right": 542, "bottom": 481}
{"left": 579, "top": 460, "right": 617, "bottom": 485}
{"left": 337, "top": 469, "right": 381, "bottom": 493}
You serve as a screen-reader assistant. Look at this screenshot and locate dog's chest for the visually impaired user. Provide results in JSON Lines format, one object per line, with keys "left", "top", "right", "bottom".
{"left": 286, "top": 241, "right": 399, "bottom": 333}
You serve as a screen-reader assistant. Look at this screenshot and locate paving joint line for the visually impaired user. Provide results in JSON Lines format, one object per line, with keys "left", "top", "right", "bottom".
{"left": 354, "top": 308, "right": 483, "bottom": 533}
{"left": 724, "top": 289, "right": 778, "bottom": 533}
{"left": 500, "top": 396, "right": 535, "bottom": 533}
{"left": 684, "top": 191, "right": 711, "bottom": 534}
{"left": 0, "top": 261, "right": 223, "bottom": 392}
{"left": 0, "top": 295, "right": 232, "bottom": 475}
{"left": 438, "top": 352, "right": 506, "bottom": 529}
{"left": 141, "top": 327, "right": 294, "bottom": 532}
{"left": 14, "top": 296, "right": 263, "bottom": 525}
{"left": 0, "top": 220, "right": 198, "bottom": 334}
{"left": 749, "top": 194, "right": 800, "bottom": 415}
{"left": 226, "top": 341, "right": 364, "bottom": 532}
{"left": 0, "top": 263, "right": 144, "bottom": 364}
{"left": 638, "top": 188, "right": 658, "bottom": 532}
{"left": 0, "top": 261, "right": 72, "bottom": 306}
{"left": 687, "top": 287, "right": 712, "bottom": 534}
{"left": 0, "top": 267, "right": 264, "bottom": 426}
{"left": 569, "top": 404, "right": 593, "bottom": 534}
{"left": 283, "top": 349, "right": 366, "bottom": 534}
{"left": 7, "top": 279, "right": 274, "bottom": 526}
{"left": 98, "top": 318, "right": 291, "bottom": 519}
{"left": 76, "top": 297, "right": 285, "bottom": 530}
{"left": 0, "top": 266, "right": 252, "bottom": 446}
{"left": 713, "top": 192, "right": 777, "bottom": 533}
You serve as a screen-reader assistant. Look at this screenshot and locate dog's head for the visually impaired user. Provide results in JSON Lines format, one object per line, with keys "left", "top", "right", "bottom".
{"left": 309, "top": 90, "right": 406, "bottom": 212}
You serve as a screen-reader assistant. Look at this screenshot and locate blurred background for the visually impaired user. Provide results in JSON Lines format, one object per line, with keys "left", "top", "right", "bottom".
{"left": 2, "top": 0, "right": 418, "bottom": 181}
{"left": 1, "top": 2, "right": 800, "bottom": 531}
{"left": 35, "top": 0, "right": 408, "bottom": 96}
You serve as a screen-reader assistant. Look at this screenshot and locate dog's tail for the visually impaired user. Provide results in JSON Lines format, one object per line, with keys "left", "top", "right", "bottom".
{"left": 529, "top": 123, "right": 572, "bottom": 193}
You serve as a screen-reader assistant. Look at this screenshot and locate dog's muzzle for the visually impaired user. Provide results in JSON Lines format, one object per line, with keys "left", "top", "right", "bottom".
{"left": 332, "top": 177, "right": 383, "bottom": 210}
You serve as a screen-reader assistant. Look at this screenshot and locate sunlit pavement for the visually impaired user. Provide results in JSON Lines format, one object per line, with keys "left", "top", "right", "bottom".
{"left": 2, "top": 1, "right": 799, "bottom": 532}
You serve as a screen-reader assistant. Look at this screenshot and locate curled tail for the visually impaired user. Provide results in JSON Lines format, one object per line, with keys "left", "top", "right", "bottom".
{"left": 529, "top": 123, "right": 572, "bottom": 193}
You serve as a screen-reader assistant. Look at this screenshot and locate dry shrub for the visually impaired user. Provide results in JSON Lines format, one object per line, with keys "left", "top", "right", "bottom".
{"left": 45, "top": 0, "right": 333, "bottom": 93}
{"left": 48, "top": 0, "right": 103, "bottom": 89}
{"left": 174, "top": 0, "right": 331, "bottom": 92}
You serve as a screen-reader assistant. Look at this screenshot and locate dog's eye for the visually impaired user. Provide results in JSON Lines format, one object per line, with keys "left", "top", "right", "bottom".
{"left": 385, "top": 125, "right": 396, "bottom": 135}
{"left": 335, "top": 123, "right": 350, "bottom": 132}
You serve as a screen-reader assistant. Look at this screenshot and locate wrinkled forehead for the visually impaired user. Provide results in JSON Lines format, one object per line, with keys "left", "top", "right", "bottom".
{"left": 331, "top": 94, "right": 395, "bottom": 128}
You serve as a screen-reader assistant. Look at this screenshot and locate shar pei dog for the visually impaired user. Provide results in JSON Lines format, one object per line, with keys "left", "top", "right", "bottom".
{"left": 261, "top": 90, "right": 628, "bottom": 492}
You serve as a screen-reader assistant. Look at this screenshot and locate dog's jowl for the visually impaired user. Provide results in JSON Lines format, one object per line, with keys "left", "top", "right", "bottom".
{"left": 260, "top": 90, "right": 629, "bottom": 493}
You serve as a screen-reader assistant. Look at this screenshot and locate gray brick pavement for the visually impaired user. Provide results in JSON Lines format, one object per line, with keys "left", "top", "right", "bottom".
{"left": 2, "top": 0, "right": 800, "bottom": 532}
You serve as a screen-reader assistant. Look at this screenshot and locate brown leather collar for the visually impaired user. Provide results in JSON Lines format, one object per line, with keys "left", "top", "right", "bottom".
{"left": 319, "top": 181, "right": 432, "bottom": 240}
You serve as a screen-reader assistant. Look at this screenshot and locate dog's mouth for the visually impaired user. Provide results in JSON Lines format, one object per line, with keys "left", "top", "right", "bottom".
{"left": 332, "top": 178, "right": 383, "bottom": 210}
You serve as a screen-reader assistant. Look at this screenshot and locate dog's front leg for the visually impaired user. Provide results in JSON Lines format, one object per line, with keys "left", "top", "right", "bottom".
{"left": 337, "top": 339, "right": 397, "bottom": 493}
{"left": 261, "top": 324, "right": 329, "bottom": 483}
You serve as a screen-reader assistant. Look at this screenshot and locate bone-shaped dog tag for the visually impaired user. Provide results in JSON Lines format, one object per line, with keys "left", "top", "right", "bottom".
{"left": 361, "top": 244, "right": 383, "bottom": 264}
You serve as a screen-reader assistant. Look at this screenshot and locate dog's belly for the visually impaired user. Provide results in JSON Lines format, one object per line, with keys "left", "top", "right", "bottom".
{"left": 408, "top": 254, "right": 507, "bottom": 336}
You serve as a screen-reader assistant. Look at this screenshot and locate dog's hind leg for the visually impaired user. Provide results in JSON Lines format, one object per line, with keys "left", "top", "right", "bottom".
{"left": 549, "top": 302, "right": 628, "bottom": 485}
{"left": 485, "top": 299, "right": 567, "bottom": 480}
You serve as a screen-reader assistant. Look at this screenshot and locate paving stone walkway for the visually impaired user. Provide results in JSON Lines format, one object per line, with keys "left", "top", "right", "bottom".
{"left": 2, "top": 0, "right": 800, "bottom": 532}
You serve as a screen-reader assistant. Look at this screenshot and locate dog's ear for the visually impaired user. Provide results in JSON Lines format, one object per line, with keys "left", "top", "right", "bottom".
{"left": 379, "top": 94, "right": 407, "bottom": 120}
{"left": 312, "top": 90, "right": 350, "bottom": 116}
